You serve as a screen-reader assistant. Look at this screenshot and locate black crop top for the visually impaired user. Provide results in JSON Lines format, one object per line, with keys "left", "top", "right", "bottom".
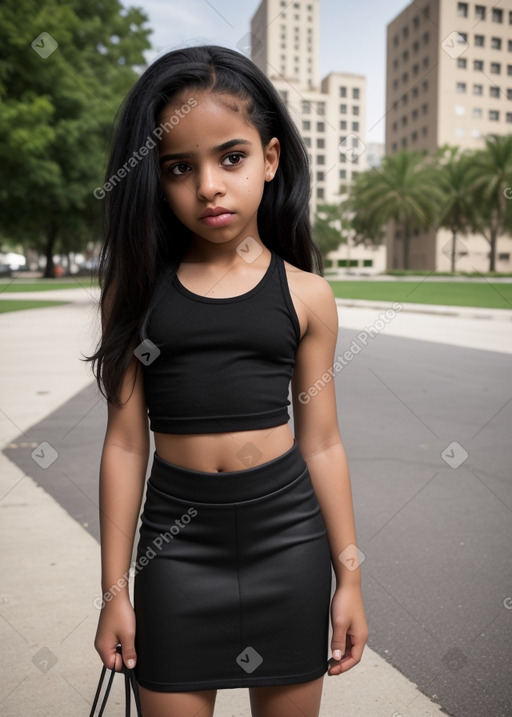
{"left": 139, "top": 251, "right": 301, "bottom": 434}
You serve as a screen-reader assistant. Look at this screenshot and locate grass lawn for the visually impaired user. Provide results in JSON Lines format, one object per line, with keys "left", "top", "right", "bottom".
{"left": 0, "top": 279, "right": 97, "bottom": 292}
{"left": 329, "top": 280, "right": 512, "bottom": 309}
{"left": 0, "top": 300, "right": 70, "bottom": 313}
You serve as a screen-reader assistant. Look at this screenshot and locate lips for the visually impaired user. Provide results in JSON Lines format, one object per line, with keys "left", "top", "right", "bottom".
{"left": 199, "top": 206, "right": 235, "bottom": 227}
{"left": 199, "top": 206, "right": 233, "bottom": 219}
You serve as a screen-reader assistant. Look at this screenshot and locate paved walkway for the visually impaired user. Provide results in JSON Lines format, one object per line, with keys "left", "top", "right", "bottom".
{"left": 3, "top": 286, "right": 507, "bottom": 715}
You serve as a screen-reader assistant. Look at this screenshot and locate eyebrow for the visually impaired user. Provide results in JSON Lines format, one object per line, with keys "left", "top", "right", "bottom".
{"left": 159, "top": 138, "right": 252, "bottom": 165}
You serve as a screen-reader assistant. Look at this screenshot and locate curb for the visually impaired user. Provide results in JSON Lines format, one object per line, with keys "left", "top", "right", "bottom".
{"left": 335, "top": 297, "right": 512, "bottom": 321}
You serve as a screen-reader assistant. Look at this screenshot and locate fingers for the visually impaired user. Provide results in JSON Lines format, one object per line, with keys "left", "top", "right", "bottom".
{"left": 95, "top": 633, "right": 137, "bottom": 672}
{"left": 120, "top": 636, "right": 137, "bottom": 671}
{"left": 328, "top": 633, "right": 366, "bottom": 675}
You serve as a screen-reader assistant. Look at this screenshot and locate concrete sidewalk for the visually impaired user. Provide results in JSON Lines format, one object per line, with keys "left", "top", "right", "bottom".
{"left": 0, "top": 287, "right": 479, "bottom": 716}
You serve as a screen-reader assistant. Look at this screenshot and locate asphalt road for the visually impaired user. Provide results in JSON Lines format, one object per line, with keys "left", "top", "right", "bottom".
{"left": 4, "top": 327, "right": 512, "bottom": 717}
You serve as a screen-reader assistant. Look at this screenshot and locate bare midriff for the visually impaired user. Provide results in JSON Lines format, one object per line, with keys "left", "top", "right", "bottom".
{"left": 154, "top": 423, "right": 295, "bottom": 473}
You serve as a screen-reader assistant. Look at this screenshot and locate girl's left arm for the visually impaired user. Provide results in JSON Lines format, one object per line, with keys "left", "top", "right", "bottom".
{"left": 291, "top": 272, "right": 369, "bottom": 675}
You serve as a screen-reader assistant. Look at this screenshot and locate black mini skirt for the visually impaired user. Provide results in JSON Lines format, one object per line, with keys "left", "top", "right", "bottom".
{"left": 133, "top": 440, "right": 333, "bottom": 692}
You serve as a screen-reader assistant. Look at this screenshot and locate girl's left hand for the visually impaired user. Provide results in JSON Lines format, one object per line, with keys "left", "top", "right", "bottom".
{"left": 327, "top": 583, "right": 369, "bottom": 675}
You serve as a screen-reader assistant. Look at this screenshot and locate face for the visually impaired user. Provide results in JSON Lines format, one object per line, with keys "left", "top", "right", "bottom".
{"left": 158, "top": 91, "right": 280, "bottom": 249}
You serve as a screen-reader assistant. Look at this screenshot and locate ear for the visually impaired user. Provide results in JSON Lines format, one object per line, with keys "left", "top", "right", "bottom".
{"left": 264, "top": 137, "right": 280, "bottom": 182}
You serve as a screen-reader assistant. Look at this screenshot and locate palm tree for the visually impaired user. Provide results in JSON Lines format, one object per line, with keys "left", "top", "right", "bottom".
{"left": 349, "top": 150, "right": 442, "bottom": 269}
{"left": 435, "top": 146, "right": 476, "bottom": 273}
{"left": 468, "top": 133, "right": 512, "bottom": 272}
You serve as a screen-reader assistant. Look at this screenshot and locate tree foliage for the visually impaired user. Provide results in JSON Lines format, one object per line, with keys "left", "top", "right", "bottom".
{"left": 0, "top": 0, "right": 151, "bottom": 275}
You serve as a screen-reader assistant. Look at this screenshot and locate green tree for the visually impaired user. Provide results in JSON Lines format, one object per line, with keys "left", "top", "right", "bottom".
{"left": 0, "top": 0, "right": 151, "bottom": 276}
{"left": 467, "top": 133, "right": 512, "bottom": 272}
{"left": 349, "top": 150, "right": 442, "bottom": 269}
{"left": 434, "top": 146, "right": 476, "bottom": 273}
{"left": 312, "top": 202, "right": 351, "bottom": 268}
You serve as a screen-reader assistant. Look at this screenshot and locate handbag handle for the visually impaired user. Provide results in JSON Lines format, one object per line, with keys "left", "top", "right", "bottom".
{"left": 89, "top": 645, "right": 142, "bottom": 716}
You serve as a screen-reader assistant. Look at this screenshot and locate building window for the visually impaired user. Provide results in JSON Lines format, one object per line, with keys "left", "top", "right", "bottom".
{"left": 353, "top": 87, "right": 360, "bottom": 99}
{"left": 316, "top": 187, "right": 324, "bottom": 199}
{"left": 317, "top": 122, "right": 325, "bottom": 132}
{"left": 401, "top": 137, "right": 408, "bottom": 148}
{"left": 508, "top": 40, "right": 512, "bottom": 51}
{"left": 352, "top": 121, "right": 359, "bottom": 131}
{"left": 303, "top": 137, "right": 311, "bottom": 147}
{"left": 457, "top": 82, "right": 467, "bottom": 93}
{"left": 403, "top": 26, "right": 409, "bottom": 39}
{"left": 340, "top": 104, "right": 347, "bottom": 114}
{"left": 402, "top": 50, "right": 409, "bottom": 62}
{"left": 411, "top": 130, "right": 418, "bottom": 142}
{"left": 339, "top": 169, "right": 346, "bottom": 179}
{"left": 508, "top": 89, "right": 512, "bottom": 100}
{"left": 412, "top": 109, "right": 418, "bottom": 121}
{"left": 340, "top": 120, "right": 347, "bottom": 130}
{"left": 475, "top": 5, "right": 485, "bottom": 20}
{"left": 458, "top": 32, "right": 468, "bottom": 43}
{"left": 302, "top": 120, "right": 311, "bottom": 130}
{"left": 412, "top": 86, "right": 419, "bottom": 98}
{"left": 423, "top": 31, "right": 429, "bottom": 44}
{"left": 422, "top": 126, "right": 428, "bottom": 137}
{"left": 392, "top": 121, "right": 398, "bottom": 131}
{"left": 473, "top": 108, "right": 483, "bottom": 118}
{"left": 413, "top": 40, "right": 420, "bottom": 53}
{"left": 422, "top": 79, "right": 429, "bottom": 91}
{"left": 353, "top": 105, "right": 360, "bottom": 115}
{"left": 490, "top": 86, "right": 500, "bottom": 97}
{"left": 473, "top": 84, "right": 483, "bottom": 95}
{"left": 340, "top": 86, "right": 347, "bottom": 97}
{"left": 492, "top": 8, "right": 503, "bottom": 23}
{"left": 474, "top": 59, "right": 484, "bottom": 71}
{"left": 393, "top": 79, "right": 399, "bottom": 90}
{"left": 401, "top": 115, "right": 408, "bottom": 126}
{"left": 422, "top": 103, "right": 428, "bottom": 114}
{"left": 457, "top": 2, "right": 468, "bottom": 18}
{"left": 457, "top": 58, "right": 467, "bottom": 68}
{"left": 316, "top": 171, "right": 325, "bottom": 182}
{"left": 489, "top": 110, "right": 500, "bottom": 120}
{"left": 317, "top": 155, "right": 325, "bottom": 164}
{"left": 317, "top": 102, "right": 326, "bottom": 115}
{"left": 316, "top": 138, "right": 325, "bottom": 148}
{"left": 508, "top": 65, "right": 512, "bottom": 75}
{"left": 506, "top": 112, "right": 512, "bottom": 122}
{"left": 491, "top": 37, "right": 502, "bottom": 50}
{"left": 402, "top": 72, "right": 409, "bottom": 84}
{"left": 392, "top": 142, "right": 398, "bottom": 152}
{"left": 490, "top": 62, "right": 501, "bottom": 73}
{"left": 475, "top": 34, "right": 484, "bottom": 46}
{"left": 302, "top": 101, "right": 311, "bottom": 113}
{"left": 394, "top": 58, "right": 399, "bottom": 69}
{"left": 510, "top": 11, "right": 512, "bottom": 24}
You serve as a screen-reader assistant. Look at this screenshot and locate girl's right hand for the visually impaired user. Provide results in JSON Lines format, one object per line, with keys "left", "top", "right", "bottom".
{"left": 94, "top": 596, "right": 137, "bottom": 672}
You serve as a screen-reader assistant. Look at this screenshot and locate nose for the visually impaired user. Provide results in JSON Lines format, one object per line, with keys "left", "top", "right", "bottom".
{"left": 196, "top": 164, "right": 225, "bottom": 201}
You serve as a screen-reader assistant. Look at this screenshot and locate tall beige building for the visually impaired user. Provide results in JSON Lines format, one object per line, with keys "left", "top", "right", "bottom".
{"left": 250, "top": 0, "right": 368, "bottom": 214}
{"left": 386, "top": 0, "right": 512, "bottom": 271}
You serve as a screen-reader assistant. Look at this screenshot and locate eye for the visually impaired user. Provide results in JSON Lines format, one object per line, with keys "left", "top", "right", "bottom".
{"left": 222, "top": 152, "right": 245, "bottom": 167}
{"left": 167, "top": 162, "right": 190, "bottom": 176}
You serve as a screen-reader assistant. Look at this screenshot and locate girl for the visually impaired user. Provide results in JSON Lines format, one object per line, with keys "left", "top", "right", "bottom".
{"left": 88, "top": 45, "right": 368, "bottom": 717}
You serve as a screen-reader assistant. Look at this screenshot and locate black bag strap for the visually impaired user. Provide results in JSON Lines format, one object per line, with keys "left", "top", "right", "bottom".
{"left": 89, "top": 646, "right": 142, "bottom": 716}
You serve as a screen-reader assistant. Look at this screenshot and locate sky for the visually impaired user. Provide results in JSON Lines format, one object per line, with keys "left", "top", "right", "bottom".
{"left": 125, "top": 0, "right": 411, "bottom": 144}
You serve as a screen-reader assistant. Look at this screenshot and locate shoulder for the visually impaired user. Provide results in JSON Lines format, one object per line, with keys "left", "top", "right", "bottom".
{"left": 281, "top": 258, "right": 338, "bottom": 339}
{"left": 282, "top": 258, "right": 335, "bottom": 308}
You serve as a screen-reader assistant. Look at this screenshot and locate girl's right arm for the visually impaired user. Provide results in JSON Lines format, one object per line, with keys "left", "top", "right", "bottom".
{"left": 94, "top": 355, "right": 150, "bottom": 672}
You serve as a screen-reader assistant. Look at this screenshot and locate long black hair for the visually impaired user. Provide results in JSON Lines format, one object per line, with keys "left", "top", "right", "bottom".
{"left": 85, "top": 44, "right": 322, "bottom": 407}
